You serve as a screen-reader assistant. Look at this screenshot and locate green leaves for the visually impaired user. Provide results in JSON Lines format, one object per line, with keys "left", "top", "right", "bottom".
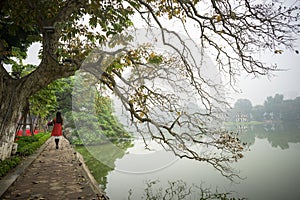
{"left": 95, "top": 94, "right": 129, "bottom": 138}
{"left": 30, "top": 78, "right": 70, "bottom": 119}
{"left": 147, "top": 53, "right": 163, "bottom": 64}
{"left": 16, "top": 133, "right": 50, "bottom": 156}
{"left": 0, "top": 0, "right": 40, "bottom": 60}
{"left": 0, "top": 133, "right": 50, "bottom": 177}
{"left": 0, "top": 156, "right": 21, "bottom": 177}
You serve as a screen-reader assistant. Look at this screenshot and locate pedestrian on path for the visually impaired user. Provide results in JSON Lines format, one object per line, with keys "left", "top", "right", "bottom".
{"left": 50, "top": 111, "right": 63, "bottom": 149}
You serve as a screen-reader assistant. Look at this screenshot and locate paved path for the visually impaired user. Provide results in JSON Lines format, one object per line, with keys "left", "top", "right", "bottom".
{"left": 1, "top": 137, "right": 108, "bottom": 200}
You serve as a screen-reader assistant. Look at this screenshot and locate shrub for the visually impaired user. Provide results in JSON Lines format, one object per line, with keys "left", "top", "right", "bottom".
{"left": 16, "top": 133, "right": 50, "bottom": 156}
{"left": 0, "top": 156, "right": 21, "bottom": 177}
{"left": 0, "top": 133, "right": 50, "bottom": 178}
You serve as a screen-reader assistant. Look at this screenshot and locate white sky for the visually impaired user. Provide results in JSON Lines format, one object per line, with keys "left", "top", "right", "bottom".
{"left": 131, "top": 1, "right": 300, "bottom": 106}
{"left": 233, "top": 38, "right": 300, "bottom": 106}
{"left": 154, "top": 21, "right": 300, "bottom": 106}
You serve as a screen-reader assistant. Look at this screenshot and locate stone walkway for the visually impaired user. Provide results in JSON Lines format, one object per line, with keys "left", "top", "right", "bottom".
{"left": 1, "top": 137, "right": 108, "bottom": 200}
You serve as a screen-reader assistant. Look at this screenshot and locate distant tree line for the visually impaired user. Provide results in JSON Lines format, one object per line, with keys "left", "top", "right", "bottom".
{"left": 228, "top": 94, "right": 300, "bottom": 123}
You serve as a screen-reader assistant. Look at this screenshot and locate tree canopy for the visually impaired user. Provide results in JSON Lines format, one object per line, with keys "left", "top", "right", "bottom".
{"left": 1, "top": 0, "right": 299, "bottom": 178}
{"left": 229, "top": 94, "right": 300, "bottom": 122}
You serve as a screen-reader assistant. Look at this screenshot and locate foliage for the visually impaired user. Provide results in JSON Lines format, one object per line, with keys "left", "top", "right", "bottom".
{"left": 95, "top": 94, "right": 129, "bottom": 138}
{"left": 228, "top": 94, "right": 300, "bottom": 122}
{"left": 55, "top": 78, "right": 74, "bottom": 113}
{"left": 69, "top": 105, "right": 130, "bottom": 145}
{"left": 0, "top": 0, "right": 40, "bottom": 62}
{"left": 0, "top": 0, "right": 133, "bottom": 63}
{"left": 30, "top": 79, "right": 70, "bottom": 119}
{"left": 0, "top": 132, "right": 50, "bottom": 177}
{"left": 233, "top": 99, "right": 253, "bottom": 115}
{"left": 61, "top": 76, "right": 130, "bottom": 145}
{"left": 16, "top": 133, "right": 50, "bottom": 156}
{"left": 0, "top": 156, "right": 21, "bottom": 177}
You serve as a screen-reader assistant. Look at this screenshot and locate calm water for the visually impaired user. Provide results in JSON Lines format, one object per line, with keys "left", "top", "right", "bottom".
{"left": 79, "top": 123, "right": 300, "bottom": 200}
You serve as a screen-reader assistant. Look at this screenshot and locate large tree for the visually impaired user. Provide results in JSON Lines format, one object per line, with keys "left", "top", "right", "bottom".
{"left": 0, "top": 0, "right": 299, "bottom": 179}
{"left": 233, "top": 98, "right": 253, "bottom": 120}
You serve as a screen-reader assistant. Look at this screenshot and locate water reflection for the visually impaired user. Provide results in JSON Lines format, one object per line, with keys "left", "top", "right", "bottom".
{"left": 231, "top": 123, "right": 300, "bottom": 150}
{"left": 128, "top": 179, "right": 245, "bottom": 200}
{"left": 77, "top": 123, "right": 300, "bottom": 199}
{"left": 75, "top": 140, "right": 133, "bottom": 190}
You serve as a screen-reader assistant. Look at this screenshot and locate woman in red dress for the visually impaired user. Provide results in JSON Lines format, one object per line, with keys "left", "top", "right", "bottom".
{"left": 51, "top": 112, "right": 63, "bottom": 149}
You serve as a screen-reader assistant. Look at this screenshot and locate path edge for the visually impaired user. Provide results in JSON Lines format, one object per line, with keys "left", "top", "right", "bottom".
{"left": 0, "top": 138, "right": 51, "bottom": 198}
{"left": 75, "top": 149, "right": 109, "bottom": 200}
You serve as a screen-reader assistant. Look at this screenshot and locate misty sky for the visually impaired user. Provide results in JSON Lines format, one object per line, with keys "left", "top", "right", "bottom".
{"left": 7, "top": 35, "right": 300, "bottom": 108}
{"left": 228, "top": 0, "right": 300, "bottom": 106}
{"left": 232, "top": 38, "right": 300, "bottom": 106}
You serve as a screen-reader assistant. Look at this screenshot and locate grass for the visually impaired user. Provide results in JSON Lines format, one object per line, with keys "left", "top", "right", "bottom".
{"left": 0, "top": 132, "right": 50, "bottom": 178}
{"left": 0, "top": 156, "right": 21, "bottom": 177}
{"left": 16, "top": 133, "right": 50, "bottom": 156}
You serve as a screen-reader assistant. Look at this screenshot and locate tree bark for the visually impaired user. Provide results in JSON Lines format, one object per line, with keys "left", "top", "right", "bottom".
{"left": 21, "top": 102, "right": 28, "bottom": 136}
{"left": 0, "top": 70, "right": 26, "bottom": 160}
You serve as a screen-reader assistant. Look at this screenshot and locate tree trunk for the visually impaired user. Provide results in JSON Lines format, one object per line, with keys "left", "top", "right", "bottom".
{"left": 29, "top": 114, "right": 34, "bottom": 136}
{"left": 21, "top": 107, "right": 28, "bottom": 136}
{"left": 0, "top": 77, "right": 25, "bottom": 160}
{"left": 20, "top": 100, "right": 34, "bottom": 136}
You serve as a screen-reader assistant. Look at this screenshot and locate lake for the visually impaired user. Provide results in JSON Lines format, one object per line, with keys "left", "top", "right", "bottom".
{"left": 76, "top": 123, "right": 300, "bottom": 200}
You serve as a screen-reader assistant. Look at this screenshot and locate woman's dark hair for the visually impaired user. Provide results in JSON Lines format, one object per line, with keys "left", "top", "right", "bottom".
{"left": 55, "top": 112, "right": 63, "bottom": 124}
